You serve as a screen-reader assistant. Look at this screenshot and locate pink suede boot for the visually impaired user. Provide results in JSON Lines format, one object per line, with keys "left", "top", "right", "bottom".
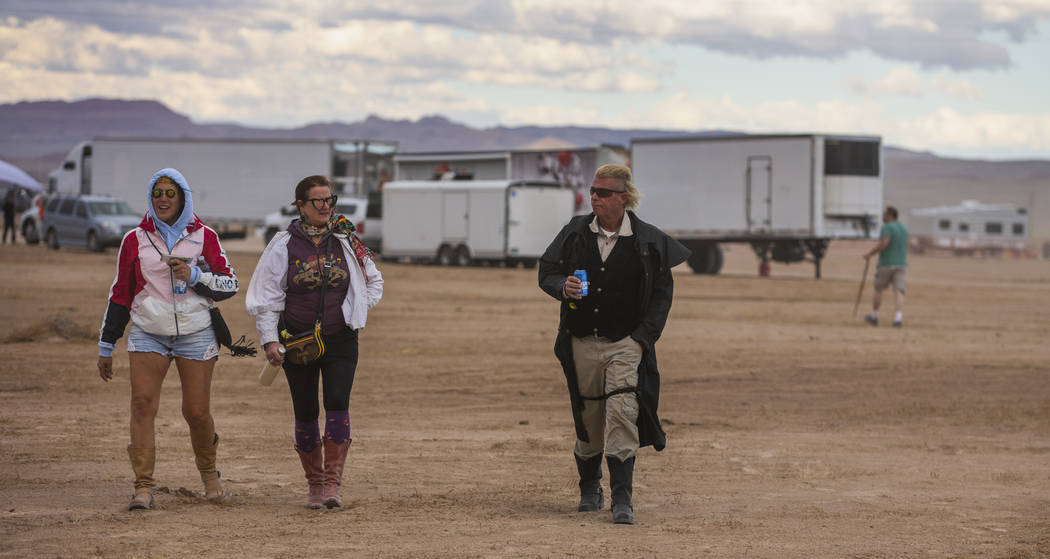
{"left": 296, "top": 445, "right": 325, "bottom": 510}
{"left": 322, "top": 437, "right": 351, "bottom": 508}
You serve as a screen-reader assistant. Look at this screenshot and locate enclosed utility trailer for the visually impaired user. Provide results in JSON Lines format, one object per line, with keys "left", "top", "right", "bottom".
{"left": 630, "top": 134, "right": 883, "bottom": 277}
{"left": 381, "top": 180, "right": 573, "bottom": 267}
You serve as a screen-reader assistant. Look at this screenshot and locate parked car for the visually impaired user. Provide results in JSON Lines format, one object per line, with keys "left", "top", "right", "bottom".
{"left": 261, "top": 196, "right": 368, "bottom": 245}
{"left": 43, "top": 194, "right": 140, "bottom": 252}
{"left": 19, "top": 193, "right": 45, "bottom": 244}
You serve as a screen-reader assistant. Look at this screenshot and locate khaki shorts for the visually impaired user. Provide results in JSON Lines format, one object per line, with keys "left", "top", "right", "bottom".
{"left": 874, "top": 266, "right": 906, "bottom": 293}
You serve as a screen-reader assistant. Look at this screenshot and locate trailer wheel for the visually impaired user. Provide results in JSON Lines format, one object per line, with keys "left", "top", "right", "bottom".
{"left": 436, "top": 244, "right": 455, "bottom": 266}
{"left": 264, "top": 227, "right": 278, "bottom": 246}
{"left": 709, "top": 243, "right": 723, "bottom": 274}
{"left": 454, "top": 245, "right": 472, "bottom": 267}
{"left": 687, "top": 242, "right": 722, "bottom": 274}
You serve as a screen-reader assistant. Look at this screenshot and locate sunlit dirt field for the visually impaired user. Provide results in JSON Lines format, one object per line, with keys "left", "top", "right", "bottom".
{"left": 1, "top": 238, "right": 1048, "bottom": 558}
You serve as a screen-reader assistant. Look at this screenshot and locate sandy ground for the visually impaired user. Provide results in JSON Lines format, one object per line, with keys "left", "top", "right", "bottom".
{"left": 1, "top": 238, "right": 1048, "bottom": 558}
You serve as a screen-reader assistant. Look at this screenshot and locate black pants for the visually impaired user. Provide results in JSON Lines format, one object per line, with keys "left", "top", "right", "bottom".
{"left": 283, "top": 328, "right": 359, "bottom": 421}
{"left": 2, "top": 216, "right": 14, "bottom": 244}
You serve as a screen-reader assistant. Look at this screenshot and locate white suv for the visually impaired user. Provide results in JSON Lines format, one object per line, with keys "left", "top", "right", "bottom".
{"left": 261, "top": 196, "right": 368, "bottom": 245}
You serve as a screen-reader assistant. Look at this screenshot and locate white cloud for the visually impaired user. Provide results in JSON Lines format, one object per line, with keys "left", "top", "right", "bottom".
{"left": 930, "top": 75, "right": 986, "bottom": 101}
{"left": 500, "top": 91, "right": 1050, "bottom": 158}
{"left": 846, "top": 67, "right": 987, "bottom": 101}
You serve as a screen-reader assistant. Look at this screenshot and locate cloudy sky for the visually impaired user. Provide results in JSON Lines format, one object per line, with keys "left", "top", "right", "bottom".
{"left": 2, "top": 0, "right": 1049, "bottom": 159}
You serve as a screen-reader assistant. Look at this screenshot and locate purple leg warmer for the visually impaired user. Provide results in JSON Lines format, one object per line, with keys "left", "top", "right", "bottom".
{"left": 324, "top": 411, "right": 351, "bottom": 444}
{"left": 294, "top": 420, "right": 320, "bottom": 452}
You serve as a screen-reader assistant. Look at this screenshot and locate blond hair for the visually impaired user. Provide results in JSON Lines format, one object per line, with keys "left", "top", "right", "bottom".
{"left": 593, "top": 164, "right": 641, "bottom": 211}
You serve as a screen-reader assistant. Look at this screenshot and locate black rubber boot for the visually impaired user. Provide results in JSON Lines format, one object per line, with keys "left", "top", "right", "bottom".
{"left": 574, "top": 453, "right": 604, "bottom": 512}
{"left": 606, "top": 455, "right": 635, "bottom": 524}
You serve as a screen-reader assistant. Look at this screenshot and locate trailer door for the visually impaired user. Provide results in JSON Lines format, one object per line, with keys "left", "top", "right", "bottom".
{"left": 506, "top": 185, "right": 574, "bottom": 259}
{"left": 442, "top": 192, "right": 468, "bottom": 241}
{"left": 746, "top": 156, "right": 772, "bottom": 232}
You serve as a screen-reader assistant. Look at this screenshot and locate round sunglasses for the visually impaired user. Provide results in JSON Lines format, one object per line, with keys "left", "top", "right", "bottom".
{"left": 151, "top": 187, "right": 179, "bottom": 199}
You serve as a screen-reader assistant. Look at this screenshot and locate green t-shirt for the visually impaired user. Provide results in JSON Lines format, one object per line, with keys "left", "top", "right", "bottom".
{"left": 878, "top": 221, "right": 908, "bottom": 267}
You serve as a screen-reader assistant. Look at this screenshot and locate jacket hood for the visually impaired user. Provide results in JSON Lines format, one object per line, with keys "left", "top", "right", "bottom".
{"left": 142, "top": 168, "right": 201, "bottom": 249}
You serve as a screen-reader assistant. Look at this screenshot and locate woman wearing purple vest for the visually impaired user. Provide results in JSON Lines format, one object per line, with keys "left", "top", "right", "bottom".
{"left": 246, "top": 175, "right": 383, "bottom": 509}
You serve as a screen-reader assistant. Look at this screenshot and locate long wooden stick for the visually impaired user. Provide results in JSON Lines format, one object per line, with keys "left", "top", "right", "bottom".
{"left": 852, "top": 258, "right": 871, "bottom": 317}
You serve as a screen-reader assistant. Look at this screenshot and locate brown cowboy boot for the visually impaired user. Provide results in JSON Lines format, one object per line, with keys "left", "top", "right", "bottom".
{"left": 322, "top": 437, "right": 351, "bottom": 508}
{"left": 296, "top": 445, "right": 325, "bottom": 509}
{"left": 192, "top": 433, "right": 227, "bottom": 503}
{"left": 127, "top": 446, "right": 156, "bottom": 510}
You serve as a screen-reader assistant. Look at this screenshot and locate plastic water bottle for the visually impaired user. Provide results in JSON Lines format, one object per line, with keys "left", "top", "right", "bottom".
{"left": 173, "top": 279, "right": 187, "bottom": 294}
{"left": 258, "top": 346, "right": 286, "bottom": 386}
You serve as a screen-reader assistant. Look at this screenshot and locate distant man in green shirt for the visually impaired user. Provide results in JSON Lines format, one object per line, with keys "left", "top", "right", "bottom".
{"left": 864, "top": 206, "right": 908, "bottom": 327}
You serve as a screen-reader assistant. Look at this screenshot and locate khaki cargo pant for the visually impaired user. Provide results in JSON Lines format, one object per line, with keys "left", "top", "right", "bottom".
{"left": 571, "top": 335, "right": 643, "bottom": 462}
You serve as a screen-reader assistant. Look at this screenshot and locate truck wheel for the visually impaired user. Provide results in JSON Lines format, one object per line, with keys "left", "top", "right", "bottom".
{"left": 436, "top": 244, "right": 454, "bottom": 266}
{"left": 22, "top": 221, "right": 39, "bottom": 245}
{"left": 454, "top": 245, "right": 472, "bottom": 266}
{"left": 87, "top": 231, "right": 103, "bottom": 253}
{"left": 45, "top": 228, "right": 59, "bottom": 250}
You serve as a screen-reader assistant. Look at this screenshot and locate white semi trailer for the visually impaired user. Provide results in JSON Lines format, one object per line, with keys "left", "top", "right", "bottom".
{"left": 630, "top": 134, "right": 883, "bottom": 277}
{"left": 47, "top": 138, "right": 396, "bottom": 236}
{"left": 381, "top": 179, "right": 574, "bottom": 267}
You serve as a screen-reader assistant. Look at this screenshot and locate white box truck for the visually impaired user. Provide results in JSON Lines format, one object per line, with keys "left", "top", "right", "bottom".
{"left": 381, "top": 180, "right": 574, "bottom": 267}
{"left": 47, "top": 138, "right": 396, "bottom": 237}
{"left": 630, "top": 134, "right": 883, "bottom": 277}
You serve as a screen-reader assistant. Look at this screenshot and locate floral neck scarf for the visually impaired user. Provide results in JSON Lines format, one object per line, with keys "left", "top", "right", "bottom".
{"left": 299, "top": 219, "right": 330, "bottom": 238}
{"left": 299, "top": 214, "right": 374, "bottom": 269}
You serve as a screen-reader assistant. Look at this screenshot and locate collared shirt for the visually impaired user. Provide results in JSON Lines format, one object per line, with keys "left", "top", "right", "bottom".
{"left": 589, "top": 214, "right": 633, "bottom": 262}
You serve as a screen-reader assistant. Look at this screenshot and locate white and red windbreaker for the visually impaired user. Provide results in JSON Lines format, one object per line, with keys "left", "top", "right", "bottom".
{"left": 99, "top": 214, "right": 238, "bottom": 346}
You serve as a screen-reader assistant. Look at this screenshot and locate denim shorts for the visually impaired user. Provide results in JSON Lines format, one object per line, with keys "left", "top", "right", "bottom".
{"left": 127, "top": 324, "right": 220, "bottom": 361}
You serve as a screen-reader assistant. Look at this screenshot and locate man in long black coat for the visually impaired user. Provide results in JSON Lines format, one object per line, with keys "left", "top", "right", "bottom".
{"left": 538, "top": 164, "right": 689, "bottom": 524}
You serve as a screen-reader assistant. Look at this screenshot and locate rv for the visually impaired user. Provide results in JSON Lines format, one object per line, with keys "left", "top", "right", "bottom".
{"left": 381, "top": 180, "right": 574, "bottom": 267}
{"left": 909, "top": 201, "right": 1029, "bottom": 255}
{"left": 630, "top": 134, "right": 883, "bottom": 277}
{"left": 47, "top": 138, "right": 396, "bottom": 236}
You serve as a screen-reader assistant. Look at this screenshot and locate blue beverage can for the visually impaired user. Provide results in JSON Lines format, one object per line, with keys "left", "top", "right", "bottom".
{"left": 574, "top": 269, "right": 588, "bottom": 296}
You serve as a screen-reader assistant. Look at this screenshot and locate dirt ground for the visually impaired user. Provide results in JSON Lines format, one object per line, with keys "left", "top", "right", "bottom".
{"left": 1, "top": 238, "right": 1048, "bottom": 558}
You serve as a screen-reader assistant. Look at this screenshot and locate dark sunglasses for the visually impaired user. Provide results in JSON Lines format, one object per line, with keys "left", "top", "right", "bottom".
{"left": 590, "top": 186, "right": 625, "bottom": 198}
{"left": 151, "top": 188, "right": 179, "bottom": 199}
{"left": 305, "top": 195, "right": 338, "bottom": 210}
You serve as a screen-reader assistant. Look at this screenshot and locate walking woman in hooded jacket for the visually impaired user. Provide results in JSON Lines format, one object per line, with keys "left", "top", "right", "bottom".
{"left": 97, "top": 168, "right": 239, "bottom": 510}
{"left": 245, "top": 175, "right": 383, "bottom": 509}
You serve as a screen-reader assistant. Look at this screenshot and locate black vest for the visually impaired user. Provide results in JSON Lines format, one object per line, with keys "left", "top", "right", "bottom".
{"left": 565, "top": 232, "right": 643, "bottom": 341}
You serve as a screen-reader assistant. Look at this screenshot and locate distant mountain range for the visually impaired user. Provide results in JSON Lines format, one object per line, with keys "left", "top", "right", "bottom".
{"left": 2, "top": 98, "right": 1047, "bottom": 241}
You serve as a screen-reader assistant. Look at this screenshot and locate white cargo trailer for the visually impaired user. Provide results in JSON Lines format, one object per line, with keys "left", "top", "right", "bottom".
{"left": 630, "top": 134, "right": 883, "bottom": 277}
{"left": 381, "top": 180, "right": 574, "bottom": 267}
{"left": 47, "top": 138, "right": 396, "bottom": 236}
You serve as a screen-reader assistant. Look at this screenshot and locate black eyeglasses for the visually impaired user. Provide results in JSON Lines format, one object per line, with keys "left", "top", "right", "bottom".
{"left": 152, "top": 188, "right": 179, "bottom": 199}
{"left": 305, "top": 195, "right": 338, "bottom": 210}
{"left": 590, "top": 186, "right": 625, "bottom": 198}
